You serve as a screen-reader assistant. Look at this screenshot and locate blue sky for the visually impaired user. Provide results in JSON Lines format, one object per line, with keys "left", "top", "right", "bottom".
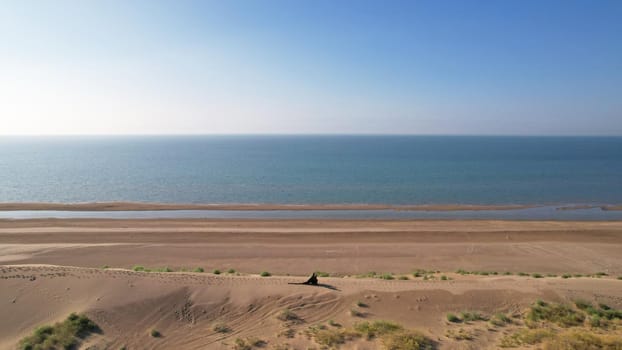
{"left": 1, "top": 0, "right": 621, "bottom": 135}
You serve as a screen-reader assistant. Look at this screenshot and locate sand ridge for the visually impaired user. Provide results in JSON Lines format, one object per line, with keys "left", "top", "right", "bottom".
{"left": 2, "top": 265, "right": 622, "bottom": 349}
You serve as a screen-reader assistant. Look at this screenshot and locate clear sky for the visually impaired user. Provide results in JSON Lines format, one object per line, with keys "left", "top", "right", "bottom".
{"left": 1, "top": 0, "right": 621, "bottom": 135}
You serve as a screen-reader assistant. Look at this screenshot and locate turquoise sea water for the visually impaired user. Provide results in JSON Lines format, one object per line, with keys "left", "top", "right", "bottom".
{"left": 0, "top": 135, "right": 621, "bottom": 205}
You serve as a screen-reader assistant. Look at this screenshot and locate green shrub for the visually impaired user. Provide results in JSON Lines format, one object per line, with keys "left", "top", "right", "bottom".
{"left": 194, "top": 267, "right": 204, "bottom": 273}
{"left": 446, "top": 313, "right": 461, "bottom": 323}
{"left": 312, "top": 328, "right": 346, "bottom": 347}
{"left": 412, "top": 269, "right": 426, "bottom": 277}
{"left": 19, "top": 313, "right": 99, "bottom": 350}
{"left": 316, "top": 271, "right": 330, "bottom": 277}
{"left": 490, "top": 313, "right": 511, "bottom": 326}
{"left": 213, "top": 323, "right": 230, "bottom": 333}
{"left": 398, "top": 275, "right": 409, "bottom": 280}
{"left": 233, "top": 338, "right": 250, "bottom": 350}
{"left": 327, "top": 319, "right": 341, "bottom": 327}
{"left": 277, "top": 309, "right": 302, "bottom": 323}
{"left": 574, "top": 299, "right": 592, "bottom": 310}
{"left": 500, "top": 328, "right": 554, "bottom": 347}
{"left": 382, "top": 330, "right": 434, "bottom": 350}
{"left": 573, "top": 303, "right": 622, "bottom": 320}
{"left": 350, "top": 309, "right": 365, "bottom": 317}
{"left": 562, "top": 273, "right": 572, "bottom": 279}
{"left": 213, "top": 269, "right": 221, "bottom": 274}
{"left": 150, "top": 329, "right": 161, "bottom": 337}
{"left": 354, "top": 320, "right": 403, "bottom": 339}
{"left": 306, "top": 326, "right": 357, "bottom": 348}
{"left": 445, "top": 328, "right": 474, "bottom": 340}
{"left": 379, "top": 273, "right": 395, "bottom": 280}
{"left": 233, "top": 337, "right": 266, "bottom": 350}
{"left": 260, "top": 271, "right": 271, "bottom": 277}
{"left": 518, "top": 272, "right": 529, "bottom": 276}
{"left": 599, "top": 303, "right": 611, "bottom": 310}
{"left": 460, "top": 311, "right": 487, "bottom": 322}
{"left": 532, "top": 273, "right": 543, "bottom": 278}
{"left": 526, "top": 301, "right": 585, "bottom": 327}
{"left": 133, "top": 265, "right": 145, "bottom": 271}
{"left": 589, "top": 315, "right": 606, "bottom": 328}
{"left": 227, "top": 268, "right": 236, "bottom": 273}
{"left": 356, "top": 300, "right": 368, "bottom": 308}
{"left": 543, "top": 329, "right": 622, "bottom": 349}
{"left": 357, "top": 271, "right": 377, "bottom": 278}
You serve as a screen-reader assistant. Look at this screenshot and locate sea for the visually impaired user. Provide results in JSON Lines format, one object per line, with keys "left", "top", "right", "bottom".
{"left": 1, "top": 135, "right": 621, "bottom": 206}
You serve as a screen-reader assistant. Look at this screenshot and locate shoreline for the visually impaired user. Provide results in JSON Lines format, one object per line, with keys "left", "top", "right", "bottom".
{"left": 0, "top": 201, "right": 618, "bottom": 211}
{"left": 0, "top": 201, "right": 620, "bottom": 212}
{"left": 0, "top": 201, "right": 536, "bottom": 211}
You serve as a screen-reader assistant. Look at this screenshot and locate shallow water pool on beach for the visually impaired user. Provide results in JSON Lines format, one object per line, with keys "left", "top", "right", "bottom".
{"left": 1, "top": 206, "right": 622, "bottom": 220}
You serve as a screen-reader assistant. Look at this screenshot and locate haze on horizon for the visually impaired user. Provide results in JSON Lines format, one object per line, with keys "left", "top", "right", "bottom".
{"left": 1, "top": 0, "right": 621, "bottom": 136}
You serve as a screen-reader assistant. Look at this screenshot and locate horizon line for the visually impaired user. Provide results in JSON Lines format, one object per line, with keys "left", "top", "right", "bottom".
{"left": 1, "top": 133, "right": 622, "bottom": 138}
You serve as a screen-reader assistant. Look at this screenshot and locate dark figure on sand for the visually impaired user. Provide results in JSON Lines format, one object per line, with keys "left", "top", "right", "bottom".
{"left": 303, "top": 272, "right": 318, "bottom": 285}
{"left": 289, "top": 273, "right": 318, "bottom": 285}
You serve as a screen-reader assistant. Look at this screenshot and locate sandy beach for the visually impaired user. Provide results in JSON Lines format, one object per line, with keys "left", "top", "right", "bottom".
{"left": 2, "top": 219, "right": 622, "bottom": 274}
{"left": 2, "top": 218, "right": 622, "bottom": 349}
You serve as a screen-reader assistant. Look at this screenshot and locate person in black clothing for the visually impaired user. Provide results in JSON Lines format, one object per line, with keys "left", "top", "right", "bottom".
{"left": 289, "top": 272, "right": 318, "bottom": 285}
{"left": 302, "top": 272, "right": 318, "bottom": 285}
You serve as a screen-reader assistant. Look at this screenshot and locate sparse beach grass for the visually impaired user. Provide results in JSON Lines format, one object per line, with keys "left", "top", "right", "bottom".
{"left": 19, "top": 313, "right": 99, "bottom": 350}
{"left": 233, "top": 337, "right": 265, "bottom": 350}
{"left": 304, "top": 319, "right": 432, "bottom": 350}
{"left": 277, "top": 309, "right": 302, "bottom": 324}
{"left": 354, "top": 320, "right": 403, "bottom": 339}
{"left": 213, "top": 323, "right": 230, "bottom": 333}
{"left": 489, "top": 313, "right": 512, "bottom": 327}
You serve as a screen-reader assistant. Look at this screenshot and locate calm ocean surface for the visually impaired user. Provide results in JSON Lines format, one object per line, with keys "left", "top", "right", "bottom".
{"left": 1, "top": 135, "right": 621, "bottom": 205}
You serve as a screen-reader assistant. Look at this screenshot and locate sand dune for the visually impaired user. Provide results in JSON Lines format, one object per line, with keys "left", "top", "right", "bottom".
{"left": 2, "top": 219, "right": 622, "bottom": 349}
{"left": 2, "top": 265, "right": 622, "bottom": 349}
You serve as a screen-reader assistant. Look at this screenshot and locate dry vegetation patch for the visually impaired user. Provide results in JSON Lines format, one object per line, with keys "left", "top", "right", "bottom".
{"left": 304, "top": 320, "right": 434, "bottom": 350}
{"left": 499, "top": 300, "right": 622, "bottom": 349}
